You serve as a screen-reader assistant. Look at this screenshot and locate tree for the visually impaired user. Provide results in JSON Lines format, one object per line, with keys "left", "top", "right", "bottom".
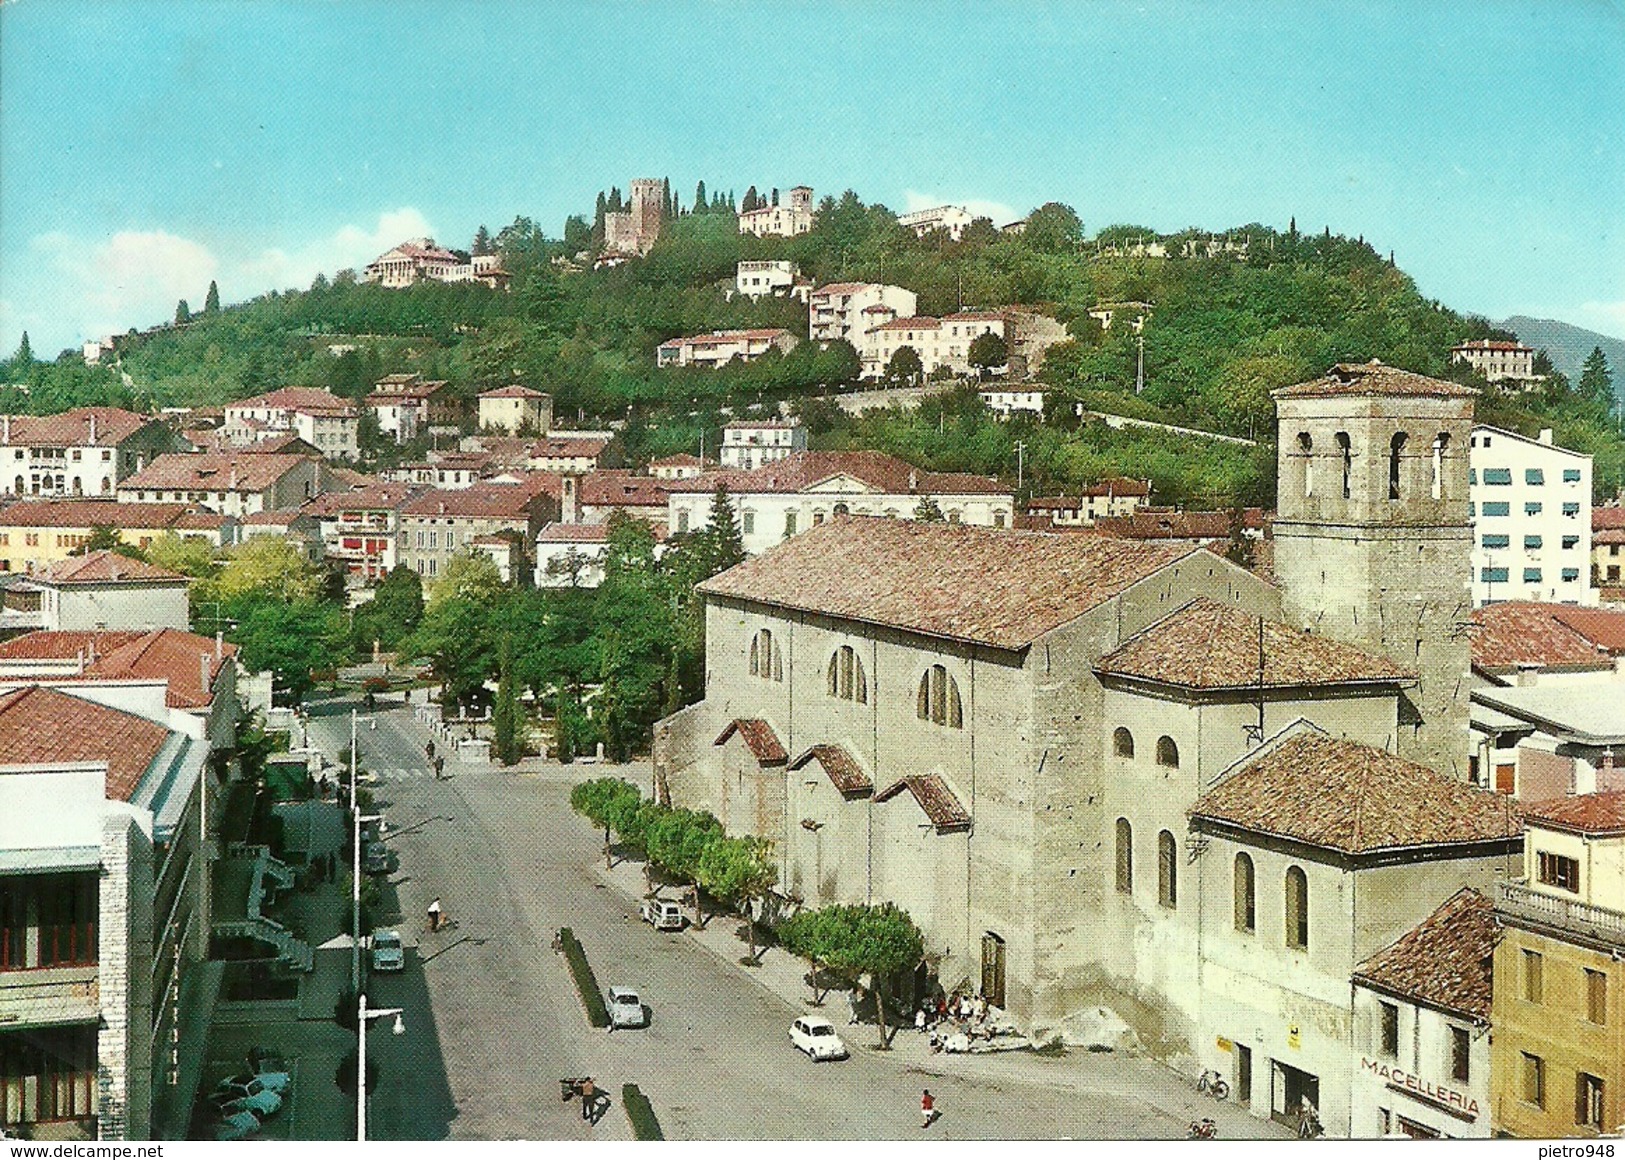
{"left": 492, "top": 635, "right": 523, "bottom": 766}
{"left": 885, "top": 345, "right": 924, "bottom": 385}
{"left": 778, "top": 903, "right": 924, "bottom": 1046}
{"left": 78, "top": 525, "right": 144, "bottom": 559}
{"left": 426, "top": 549, "right": 505, "bottom": 611}
{"left": 1581, "top": 346, "right": 1615, "bottom": 408}
{"left": 472, "top": 225, "right": 494, "bottom": 256}
{"left": 204, "top": 280, "right": 221, "bottom": 315}
{"left": 913, "top": 495, "right": 945, "bottom": 522}
{"left": 175, "top": 299, "right": 191, "bottom": 325}
{"left": 967, "top": 331, "right": 1009, "bottom": 379}
{"left": 644, "top": 807, "right": 723, "bottom": 922}
{"left": 741, "top": 186, "right": 759, "bottom": 213}
{"left": 10, "top": 331, "right": 32, "bottom": 371}
{"left": 357, "top": 566, "right": 424, "bottom": 652}
{"left": 569, "top": 777, "right": 643, "bottom": 868}
{"left": 406, "top": 596, "right": 493, "bottom": 712}
{"left": 1023, "top": 202, "right": 1084, "bottom": 254}
{"left": 696, "top": 835, "right": 777, "bottom": 962}
{"left": 146, "top": 534, "right": 219, "bottom": 580}
{"left": 204, "top": 537, "right": 323, "bottom": 605}
{"left": 703, "top": 484, "right": 745, "bottom": 573}
{"left": 693, "top": 181, "right": 707, "bottom": 214}
{"left": 229, "top": 597, "right": 343, "bottom": 705}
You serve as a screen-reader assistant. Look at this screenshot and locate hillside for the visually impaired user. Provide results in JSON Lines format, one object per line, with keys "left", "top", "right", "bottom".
{"left": 4, "top": 195, "right": 1621, "bottom": 507}
{"left": 1500, "top": 315, "right": 1625, "bottom": 404}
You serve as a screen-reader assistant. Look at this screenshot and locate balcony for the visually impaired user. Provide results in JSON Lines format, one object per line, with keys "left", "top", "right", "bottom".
{"left": 0, "top": 969, "right": 100, "bottom": 1030}
{"left": 1496, "top": 878, "right": 1625, "bottom": 947}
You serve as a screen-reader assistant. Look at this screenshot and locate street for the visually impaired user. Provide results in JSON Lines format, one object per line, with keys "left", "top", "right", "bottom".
{"left": 305, "top": 694, "right": 1289, "bottom": 1140}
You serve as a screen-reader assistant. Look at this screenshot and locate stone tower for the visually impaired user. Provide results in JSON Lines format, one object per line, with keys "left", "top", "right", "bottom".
{"left": 1272, "top": 360, "right": 1478, "bottom": 779}
{"left": 628, "top": 178, "right": 665, "bottom": 254}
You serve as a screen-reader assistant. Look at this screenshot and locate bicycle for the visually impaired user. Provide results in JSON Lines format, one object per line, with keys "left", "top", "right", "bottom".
{"left": 1296, "top": 1103, "right": 1323, "bottom": 1139}
{"left": 1196, "top": 1069, "right": 1230, "bottom": 1100}
{"left": 1187, "top": 1118, "right": 1216, "bottom": 1140}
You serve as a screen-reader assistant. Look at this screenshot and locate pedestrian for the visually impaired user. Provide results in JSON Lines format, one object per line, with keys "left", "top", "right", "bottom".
{"left": 921, "top": 1089, "right": 936, "bottom": 1129}
{"left": 427, "top": 897, "right": 443, "bottom": 932}
{"left": 915, "top": 1006, "right": 927, "bottom": 1033}
{"left": 579, "top": 1077, "right": 596, "bottom": 1122}
{"left": 435, "top": 756, "right": 445, "bottom": 780}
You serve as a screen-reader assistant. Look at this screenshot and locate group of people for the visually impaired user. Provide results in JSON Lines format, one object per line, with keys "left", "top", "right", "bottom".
{"left": 915, "top": 989, "right": 999, "bottom": 1053}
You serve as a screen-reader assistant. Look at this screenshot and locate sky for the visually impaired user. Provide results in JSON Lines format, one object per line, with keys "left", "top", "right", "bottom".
{"left": 2, "top": 0, "right": 1623, "bottom": 357}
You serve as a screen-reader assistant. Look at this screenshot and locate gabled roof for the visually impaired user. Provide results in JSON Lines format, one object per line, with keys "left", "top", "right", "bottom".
{"left": 1522, "top": 792, "right": 1625, "bottom": 837}
{"left": 227, "top": 387, "right": 357, "bottom": 416}
{"left": 530, "top": 436, "right": 610, "bottom": 459}
{"left": 875, "top": 773, "right": 971, "bottom": 832}
{"left": 578, "top": 470, "right": 668, "bottom": 508}
{"left": 303, "top": 483, "right": 421, "bottom": 515}
{"left": 650, "top": 454, "right": 705, "bottom": 468}
{"left": 1095, "top": 507, "right": 1264, "bottom": 541}
{"left": 1273, "top": 360, "right": 1478, "bottom": 400}
{"left": 38, "top": 551, "right": 189, "bottom": 587}
{"left": 0, "top": 500, "right": 197, "bottom": 529}
{"left": 1453, "top": 339, "right": 1532, "bottom": 353}
{"left": 0, "top": 629, "right": 237, "bottom": 709}
{"left": 1095, "top": 598, "right": 1413, "bottom": 692}
{"left": 1191, "top": 732, "right": 1522, "bottom": 855}
{"left": 400, "top": 481, "right": 550, "bottom": 519}
{"left": 700, "top": 517, "right": 1206, "bottom": 651}
{"left": 120, "top": 452, "right": 311, "bottom": 493}
{"left": 664, "top": 450, "right": 1007, "bottom": 498}
{"left": 1470, "top": 602, "right": 1618, "bottom": 671}
{"left": 0, "top": 686, "right": 170, "bottom": 801}
{"left": 713, "top": 719, "right": 787, "bottom": 765}
{"left": 479, "top": 384, "right": 547, "bottom": 400}
{"left": 1548, "top": 606, "right": 1625, "bottom": 655}
{"left": 1353, "top": 889, "right": 1496, "bottom": 1021}
{"left": 790, "top": 744, "right": 873, "bottom": 798}
{"left": 809, "top": 282, "right": 876, "bottom": 298}
{"left": 0, "top": 407, "right": 158, "bottom": 447}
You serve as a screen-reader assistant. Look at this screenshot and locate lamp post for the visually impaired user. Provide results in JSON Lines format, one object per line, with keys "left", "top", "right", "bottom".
{"left": 356, "top": 992, "right": 404, "bottom": 1142}
{"left": 351, "top": 808, "right": 381, "bottom": 990}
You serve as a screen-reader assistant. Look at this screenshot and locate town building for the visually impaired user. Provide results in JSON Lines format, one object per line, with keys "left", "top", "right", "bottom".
{"left": 477, "top": 385, "right": 553, "bottom": 436}
{"left": 603, "top": 179, "right": 665, "bottom": 257}
{"left": 656, "top": 329, "right": 799, "bottom": 369}
{"left": 1025, "top": 479, "right": 1152, "bottom": 528}
{"left": 360, "top": 238, "right": 461, "bottom": 287}
{"left": 864, "top": 312, "right": 1006, "bottom": 379}
{"left": 1, "top": 408, "right": 185, "bottom": 499}
{"left": 719, "top": 419, "right": 807, "bottom": 471}
{"left": 736, "top": 186, "right": 814, "bottom": 238}
{"left": 1469, "top": 684, "right": 1625, "bottom": 799}
{"left": 1349, "top": 889, "right": 1497, "bottom": 1138}
{"left": 1087, "top": 301, "right": 1154, "bottom": 333}
{"left": 979, "top": 386, "right": 1047, "bottom": 418}
{"left": 1491, "top": 793, "right": 1625, "bottom": 1138}
{"left": 648, "top": 454, "right": 708, "bottom": 481}
{"left": 397, "top": 478, "right": 558, "bottom": 581}
{"left": 665, "top": 451, "right": 1014, "bottom": 554}
{"left": 29, "top": 551, "right": 191, "bottom": 632}
{"left": 1470, "top": 426, "right": 1593, "bottom": 607}
{"left": 528, "top": 435, "right": 609, "bottom": 476}
{"left": 117, "top": 452, "right": 325, "bottom": 517}
{"left": 0, "top": 500, "right": 231, "bottom": 575}
{"left": 808, "top": 283, "right": 918, "bottom": 348}
{"left": 303, "top": 483, "right": 420, "bottom": 583}
{"left": 534, "top": 521, "right": 667, "bottom": 588}
{"left": 1272, "top": 360, "right": 1477, "bottom": 780}
{"left": 238, "top": 509, "right": 324, "bottom": 559}
{"left": 734, "top": 260, "right": 807, "bottom": 300}
{"left": 576, "top": 470, "right": 669, "bottom": 525}
{"left": 365, "top": 375, "right": 460, "bottom": 442}
{"left": 222, "top": 387, "right": 359, "bottom": 460}
{"left": 896, "top": 204, "right": 976, "bottom": 241}
{"left": 1468, "top": 601, "right": 1625, "bottom": 688}
{"left": 1593, "top": 507, "right": 1625, "bottom": 590}
{"left": 442, "top": 253, "right": 511, "bottom": 291}
{"left": 1452, "top": 339, "right": 1541, "bottom": 385}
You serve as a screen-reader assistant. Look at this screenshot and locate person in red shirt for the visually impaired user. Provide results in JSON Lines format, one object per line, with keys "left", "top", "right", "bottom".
{"left": 921, "top": 1089, "right": 936, "bottom": 1129}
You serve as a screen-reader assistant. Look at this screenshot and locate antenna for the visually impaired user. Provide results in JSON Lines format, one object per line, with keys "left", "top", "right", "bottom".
{"left": 1243, "top": 613, "right": 1266, "bottom": 747}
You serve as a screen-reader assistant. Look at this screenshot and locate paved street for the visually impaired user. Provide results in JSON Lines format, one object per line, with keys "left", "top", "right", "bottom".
{"left": 303, "top": 693, "right": 1290, "bottom": 1140}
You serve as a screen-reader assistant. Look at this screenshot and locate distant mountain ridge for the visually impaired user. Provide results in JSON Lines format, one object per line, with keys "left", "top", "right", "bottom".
{"left": 1499, "top": 315, "right": 1625, "bottom": 404}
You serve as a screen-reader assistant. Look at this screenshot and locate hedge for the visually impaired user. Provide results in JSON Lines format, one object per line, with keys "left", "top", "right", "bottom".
{"left": 622, "top": 1083, "right": 663, "bottom": 1140}
{"left": 559, "top": 927, "right": 609, "bottom": 1028}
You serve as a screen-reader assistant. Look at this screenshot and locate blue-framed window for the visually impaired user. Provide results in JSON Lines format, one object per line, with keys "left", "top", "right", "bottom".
{"left": 1563, "top": 536, "right": 1580, "bottom": 550}
{"left": 1562, "top": 569, "right": 1580, "bottom": 583}
{"left": 1524, "top": 567, "right": 1543, "bottom": 583}
{"left": 1482, "top": 468, "right": 1513, "bottom": 485}
{"left": 1482, "top": 534, "right": 1510, "bottom": 549}
{"left": 1563, "top": 468, "right": 1582, "bottom": 483}
{"left": 1483, "top": 502, "right": 1510, "bottom": 517}
{"left": 1526, "top": 468, "right": 1545, "bottom": 485}
{"left": 1525, "top": 535, "right": 1543, "bottom": 550}
{"left": 1525, "top": 502, "right": 1543, "bottom": 516}
{"left": 1563, "top": 502, "right": 1580, "bottom": 517}
{"left": 1481, "top": 567, "right": 1509, "bottom": 583}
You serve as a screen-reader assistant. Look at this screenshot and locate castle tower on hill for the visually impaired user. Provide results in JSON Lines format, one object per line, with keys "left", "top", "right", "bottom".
{"left": 604, "top": 178, "right": 666, "bottom": 257}
{"left": 1272, "top": 359, "right": 1478, "bottom": 780}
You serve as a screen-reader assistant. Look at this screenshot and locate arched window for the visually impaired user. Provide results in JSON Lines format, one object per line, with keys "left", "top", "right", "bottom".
{"left": 917, "top": 664, "right": 963, "bottom": 728}
{"left": 827, "top": 646, "right": 867, "bottom": 703}
{"left": 1155, "top": 736, "right": 1179, "bottom": 769}
{"left": 1234, "top": 853, "right": 1256, "bottom": 933}
{"left": 1389, "top": 431, "right": 1408, "bottom": 500}
{"left": 1158, "top": 830, "right": 1177, "bottom": 908}
{"left": 749, "top": 629, "right": 782, "bottom": 681}
{"left": 946, "top": 509, "right": 963, "bottom": 524}
{"left": 832, "top": 502, "right": 850, "bottom": 517}
{"left": 1115, "top": 818, "right": 1133, "bottom": 894}
{"left": 1431, "top": 433, "right": 1449, "bottom": 500}
{"left": 1113, "top": 727, "right": 1135, "bottom": 758}
{"left": 1297, "top": 432, "right": 1314, "bottom": 496}
{"left": 1285, "top": 865, "right": 1309, "bottom": 950}
{"left": 1336, "top": 432, "right": 1352, "bottom": 499}
{"left": 993, "top": 510, "right": 1007, "bottom": 528}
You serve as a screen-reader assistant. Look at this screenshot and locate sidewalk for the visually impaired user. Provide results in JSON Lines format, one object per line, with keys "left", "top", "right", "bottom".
{"left": 593, "top": 852, "right": 1287, "bottom": 1140}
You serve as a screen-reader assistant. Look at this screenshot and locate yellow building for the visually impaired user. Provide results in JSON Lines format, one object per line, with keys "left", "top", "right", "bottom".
{"left": 1492, "top": 792, "right": 1625, "bottom": 1138}
{"left": 0, "top": 499, "right": 230, "bottom": 573}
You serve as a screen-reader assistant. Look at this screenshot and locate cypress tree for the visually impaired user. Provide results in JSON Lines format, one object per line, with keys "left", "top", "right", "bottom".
{"left": 204, "top": 280, "right": 220, "bottom": 314}
{"left": 694, "top": 180, "right": 707, "bottom": 214}
{"left": 175, "top": 299, "right": 191, "bottom": 325}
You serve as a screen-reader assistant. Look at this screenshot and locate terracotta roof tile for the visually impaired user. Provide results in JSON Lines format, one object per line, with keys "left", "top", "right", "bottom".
{"left": 876, "top": 773, "right": 971, "bottom": 832}
{"left": 119, "top": 452, "right": 311, "bottom": 493}
{"left": 1549, "top": 606, "right": 1625, "bottom": 655}
{"left": 578, "top": 471, "right": 668, "bottom": 509}
{"left": 809, "top": 282, "right": 876, "bottom": 298}
{"left": 700, "top": 517, "right": 1202, "bottom": 650}
{"left": 713, "top": 718, "right": 787, "bottom": 765}
{"left": 650, "top": 454, "right": 705, "bottom": 467}
{"left": 479, "top": 384, "right": 547, "bottom": 399}
{"left": 0, "top": 500, "right": 196, "bottom": 529}
{"left": 1096, "top": 508, "right": 1264, "bottom": 540}
{"left": 303, "top": 483, "right": 421, "bottom": 515}
{"left": 0, "top": 629, "right": 236, "bottom": 709}
{"left": 1453, "top": 340, "right": 1532, "bottom": 353}
{"left": 0, "top": 685, "right": 171, "bottom": 800}
{"left": 1096, "top": 598, "right": 1414, "bottom": 690}
{"left": 790, "top": 744, "right": 873, "bottom": 798}
{"left": 227, "top": 387, "right": 357, "bottom": 416}
{"left": 1353, "top": 889, "right": 1496, "bottom": 1020}
{"left": 1594, "top": 508, "right": 1625, "bottom": 532}
{"left": 39, "top": 551, "right": 189, "bottom": 586}
{"left": 1274, "top": 360, "right": 1478, "bottom": 400}
{"left": 0, "top": 407, "right": 158, "bottom": 447}
{"left": 1191, "top": 732, "right": 1523, "bottom": 854}
{"left": 0, "top": 630, "right": 142, "bottom": 661}
{"left": 530, "top": 437, "right": 610, "bottom": 459}
{"left": 665, "top": 450, "right": 1008, "bottom": 498}
{"left": 1522, "top": 792, "right": 1625, "bottom": 837}
{"left": 1470, "top": 602, "right": 1615, "bottom": 670}
{"left": 401, "top": 481, "right": 551, "bottom": 519}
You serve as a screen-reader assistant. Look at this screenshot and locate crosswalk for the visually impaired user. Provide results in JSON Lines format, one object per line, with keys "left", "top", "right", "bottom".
{"left": 361, "top": 767, "right": 439, "bottom": 782}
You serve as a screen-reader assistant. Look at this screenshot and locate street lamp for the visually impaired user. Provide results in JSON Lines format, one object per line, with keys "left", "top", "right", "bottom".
{"left": 352, "top": 808, "right": 382, "bottom": 990}
{"left": 356, "top": 992, "right": 404, "bottom": 1142}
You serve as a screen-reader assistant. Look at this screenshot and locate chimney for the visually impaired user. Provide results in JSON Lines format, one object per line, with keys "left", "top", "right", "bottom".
{"left": 230, "top": 462, "right": 239, "bottom": 489}
{"left": 215, "top": 630, "right": 223, "bottom": 662}
{"left": 562, "top": 476, "right": 577, "bottom": 524}
{"left": 200, "top": 652, "right": 211, "bottom": 694}
{"left": 909, "top": 471, "right": 919, "bottom": 493}
{"left": 88, "top": 413, "right": 97, "bottom": 444}
{"left": 1538, "top": 428, "right": 1554, "bottom": 445}
{"left": 438, "top": 501, "right": 446, "bottom": 515}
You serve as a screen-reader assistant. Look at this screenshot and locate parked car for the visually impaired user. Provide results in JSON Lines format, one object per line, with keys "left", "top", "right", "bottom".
{"left": 606, "top": 986, "right": 649, "bottom": 1029}
{"left": 364, "top": 842, "right": 389, "bottom": 874}
{"left": 789, "top": 1015, "right": 849, "bottom": 1061}
{"left": 371, "top": 929, "right": 405, "bottom": 973}
{"left": 639, "top": 897, "right": 685, "bottom": 930}
{"left": 211, "top": 1070, "right": 290, "bottom": 1100}
{"left": 215, "top": 1110, "right": 264, "bottom": 1140}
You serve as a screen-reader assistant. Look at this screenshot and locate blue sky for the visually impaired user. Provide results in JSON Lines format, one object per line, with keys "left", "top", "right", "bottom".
{"left": 3, "top": 0, "right": 1622, "bottom": 357}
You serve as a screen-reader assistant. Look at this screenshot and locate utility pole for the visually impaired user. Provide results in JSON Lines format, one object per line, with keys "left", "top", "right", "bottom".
{"left": 1135, "top": 333, "right": 1146, "bottom": 395}
{"left": 1015, "top": 440, "right": 1027, "bottom": 493}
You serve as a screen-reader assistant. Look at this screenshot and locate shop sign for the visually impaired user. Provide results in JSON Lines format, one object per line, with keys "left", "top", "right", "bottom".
{"left": 1360, "top": 1057, "right": 1480, "bottom": 1121}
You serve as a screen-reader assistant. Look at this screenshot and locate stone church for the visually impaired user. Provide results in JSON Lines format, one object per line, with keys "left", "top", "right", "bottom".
{"left": 653, "top": 361, "right": 1515, "bottom": 1135}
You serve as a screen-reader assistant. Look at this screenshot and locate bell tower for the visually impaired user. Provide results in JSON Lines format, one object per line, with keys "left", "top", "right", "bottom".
{"left": 1272, "top": 360, "right": 1478, "bottom": 779}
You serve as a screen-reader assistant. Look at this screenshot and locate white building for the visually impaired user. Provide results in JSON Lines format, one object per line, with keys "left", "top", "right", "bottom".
{"left": 361, "top": 238, "right": 461, "bottom": 287}
{"left": 864, "top": 312, "right": 1005, "bottom": 379}
{"left": 649, "top": 454, "right": 707, "bottom": 481}
{"left": 979, "top": 386, "right": 1046, "bottom": 418}
{"left": 897, "top": 204, "right": 976, "bottom": 241}
{"left": 117, "top": 452, "right": 325, "bottom": 518}
{"left": 719, "top": 419, "right": 808, "bottom": 471}
{"left": 734, "top": 260, "right": 805, "bottom": 300}
{"left": 528, "top": 435, "right": 609, "bottom": 476}
{"left": 657, "top": 329, "right": 799, "bottom": 369}
{"left": 665, "top": 450, "right": 1014, "bottom": 555}
{"left": 223, "top": 387, "right": 359, "bottom": 460}
{"left": 1469, "top": 425, "right": 1592, "bottom": 606}
{"left": 1452, "top": 340, "right": 1540, "bottom": 385}
{"left": 534, "top": 521, "right": 666, "bottom": 588}
{"left": 477, "top": 385, "right": 553, "bottom": 435}
{"left": 736, "top": 186, "right": 814, "bottom": 238}
{"left": 1, "top": 408, "right": 183, "bottom": 499}
{"left": 808, "top": 283, "right": 918, "bottom": 349}
{"left": 33, "top": 551, "right": 191, "bottom": 631}
{"left": 304, "top": 483, "right": 420, "bottom": 583}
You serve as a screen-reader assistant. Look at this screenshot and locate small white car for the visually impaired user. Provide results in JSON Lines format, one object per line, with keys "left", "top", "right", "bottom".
{"left": 371, "top": 930, "right": 405, "bottom": 973}
{"left": 789, "top": 1015, "right": 849, "bottom": 1061}
{"left": 639, "top": 898, "right": 685, "bottom": 931}
{"left": 607, "top": 986, "right": 649, "bottom": 1029}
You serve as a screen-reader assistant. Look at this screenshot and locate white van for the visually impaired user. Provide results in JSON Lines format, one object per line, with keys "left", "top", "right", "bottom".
{"left": 639, "top": 897, "right": 685, "bottom": 930}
